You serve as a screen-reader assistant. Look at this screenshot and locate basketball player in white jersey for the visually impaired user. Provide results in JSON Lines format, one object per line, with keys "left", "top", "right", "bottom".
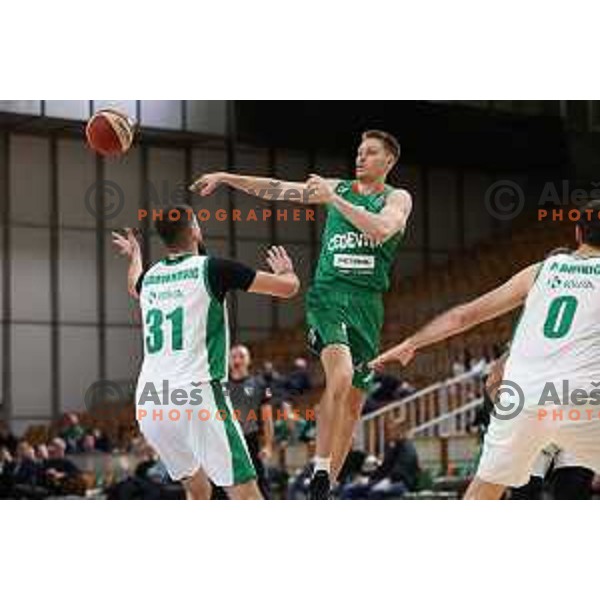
{"left": 112, "top": 206, "right": 299, "bottom": 500}
{"left": 371, "top": 199, "right": 600, "bottom": 500}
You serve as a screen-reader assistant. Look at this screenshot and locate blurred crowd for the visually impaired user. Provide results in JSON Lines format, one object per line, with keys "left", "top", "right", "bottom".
{"left": 0, "top": 351, "right": 321, "bottom": 500}
{"left": 0, "top": 346, "right": 446, "bottom": 500}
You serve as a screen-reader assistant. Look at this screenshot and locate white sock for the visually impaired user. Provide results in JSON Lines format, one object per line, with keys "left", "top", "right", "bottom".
{"left": 314, "top": 456, "right": 331, "bottom": 475}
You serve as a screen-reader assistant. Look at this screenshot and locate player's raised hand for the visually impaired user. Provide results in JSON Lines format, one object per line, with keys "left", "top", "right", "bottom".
{"left": 265, "top": 245, "right": 294, "bottom": 275}
{"left": 369, "top": 340, "right": 416, "bottom": 371}
{"left": 306, "top": 174, "right": 335, "bottom": 204}
{"left": 189, "top": 172, "right": 225, "bottom": 196}
{"left": 112, "top": 228, "right": 141, "bottom": 259}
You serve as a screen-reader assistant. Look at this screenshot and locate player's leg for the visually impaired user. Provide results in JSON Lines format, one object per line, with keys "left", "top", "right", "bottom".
{"left": 467, "top": 408, "right": 549, "bottom": 500}
{"left": 225, "top": 479, "right": 263, "bottom": 500}
{"left": 137, "top": 407, "right": 203, "bottom": 498}
{"left": 305, "top": 287, "right": 359, "bottom": 498}
{"left": 201, "top": 381, "right": 262, "bottom": 499}
{"left": 330, "top": 292, "right": 382, "bottom": 484}
{"left": 463, "top": 477, "right": 506, "bottom": 500}
{"left": 310, "top": 344, "right": 354, "bottom": 497}
{"left": 331, "top": 387, "right": 365, "bottom": 482}
{"left": 182, "top": 469, "right": 212, "bottom": 500}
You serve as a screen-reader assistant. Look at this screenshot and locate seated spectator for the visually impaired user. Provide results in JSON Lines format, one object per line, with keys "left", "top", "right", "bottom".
{"left": 0, "top": 447, "right": 14, "bottom": 498}
{"left": 80, "top": 433, "right": 97, "bottom": 454}
{"left": 35, "top": 444, "right": 49, "bottom": 461}
{"left": 10, "top": 441, "right": 40, "bottom": 486}
{"left": 0, "top": 421, "right": 17, "bottom": 455}
{"left": 258, "top": 361, "right": 286, "bottom": 405}
{"left": 0, "top": 442, "right": 49, "bottom": 499}
{"left": 91, "top": 428, "right": 111, "bottom": 453}
{"left": 397, "top": 380, "right": 416, "bottom": 398}
{"left": 59, "top": 413, "right": 85, "bottom": 453}
{"left": 451, "top": 355, "right": 466, "bottom": 377}
{"left": 363, "top": 373, "right": 414, "bottom": 414}
{"left": 339, "top": 416, "right": 420, "bottom": 499}
{"left": 337, "top": 449, "right": 369, "bottom": 486}
{"left": 106, "top": 442, "right": 184, "bottom": 500}
{"left": 286, "top": 357, "right": 312, "bottom": 397}
{"left": 39, "top": 437, "right": 81, "bottom": 496}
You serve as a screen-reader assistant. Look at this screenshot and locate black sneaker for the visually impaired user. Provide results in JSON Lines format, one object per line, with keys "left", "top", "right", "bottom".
{"left": 308, "top": 470, "right": 331, "bottom": 500}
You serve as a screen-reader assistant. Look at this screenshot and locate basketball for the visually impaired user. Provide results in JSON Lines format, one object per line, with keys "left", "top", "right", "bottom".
{"left": 85, "top": 109, "right": 135, "bottom": 157}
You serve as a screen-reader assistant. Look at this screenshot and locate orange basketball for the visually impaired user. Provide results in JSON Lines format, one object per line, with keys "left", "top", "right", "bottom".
{"left": 85, "top": 109, "right": 135, "bottom": 157}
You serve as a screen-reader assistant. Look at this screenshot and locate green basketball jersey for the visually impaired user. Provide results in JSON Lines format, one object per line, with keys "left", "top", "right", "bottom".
{"left": 313, "top": 180, "right": 403, "bottom": 292}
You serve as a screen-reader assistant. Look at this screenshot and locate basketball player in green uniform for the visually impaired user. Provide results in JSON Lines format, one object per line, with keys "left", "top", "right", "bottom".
{"left": 191, "top": 130, "right": 412, "bottom": 498}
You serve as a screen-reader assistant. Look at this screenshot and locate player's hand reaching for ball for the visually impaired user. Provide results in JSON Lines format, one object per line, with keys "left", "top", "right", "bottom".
{"left": 189, "top": 172, "right": 225, "bottom": 196}
{"left": 369, "top": 340, "right": 416, "bottom": 371}
{"left": 266, "top": 245, "right": 294, "bottom": 275}
{"left": 112, "top": 228, "right": 141, "bottom": 259}
{"left": 306, "top": 174, "right": 335, "bottom": 204}
{"left": 249, "top": 246, "right": 299, "bottom": 298}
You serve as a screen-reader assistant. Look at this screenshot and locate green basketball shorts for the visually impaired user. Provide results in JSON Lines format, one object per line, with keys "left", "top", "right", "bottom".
{"left": 305, "top": 285, "right": 384, "bottom": 390}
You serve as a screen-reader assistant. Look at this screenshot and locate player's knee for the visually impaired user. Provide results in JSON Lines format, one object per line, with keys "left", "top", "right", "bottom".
{"left": 327, "top": 367, "right": 353, "bottom": 396}
{"left": 183, "top": 472, "right": 211, "bottom": 500}
{"left": 185, "top": 485, "right": 210, "bottom": 500}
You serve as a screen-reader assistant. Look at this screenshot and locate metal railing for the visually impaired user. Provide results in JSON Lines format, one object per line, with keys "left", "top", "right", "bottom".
{"left": 358, "top": 367, "right": 488, "bottom": 457}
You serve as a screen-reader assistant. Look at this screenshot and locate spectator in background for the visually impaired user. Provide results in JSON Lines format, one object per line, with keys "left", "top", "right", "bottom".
{"left": 286, "top": 357, "right": 312, "bottom": 397}
{"left": 91, "top": 428, "right": 111, "bottom": 453}
{"left": 258, "top": 361, "right": 286, "bottom": 406}
{"left": 397, "top": 380, "right": 416, "bottom": 398}
{"left": 39, "top": 437, "right": 81, "bottom": 496}
{"left": 340, "top": 415, "right": 420, "bottom": 499}
{"left": 81, "top": 434, "right": 97, "bottom": 454}
{"left": 364, "top": 372, "right": 402, "bottom": 413}
{"left": 0, "top": 446, "right": 12, "bottom": 470}
{"left": 363, "top": 372, "right": 415, "bottom": 414}
{"left": 10, "top": 441, "right": 40, "bottom": 487}
{"left": 106, "top": 441, "right": 184, "bottom": 500}
{"left": 0, "top": 421, "right": 17, "bottom": 455}
{"left": 59, "top": 413, "right": 85, "bottom": 453}
{"left": 1, "top": 442, "right": 48, "bottom": 499}
{"left": 35, "top": 443, "right": 49, "bottom": 462}
{"left": 0, "top": 447, "right": 14, "bottom": 498}
{"left": 452, "top": 355, "right": 466, "bottom": 377}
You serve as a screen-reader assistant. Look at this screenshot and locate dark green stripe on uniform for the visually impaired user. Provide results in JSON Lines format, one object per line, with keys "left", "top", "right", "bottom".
{"left": 203, "top": 259, "right": 227, "bottom": 380}
{"left": 210, "top": 381, "right": 256, "bottom": 485}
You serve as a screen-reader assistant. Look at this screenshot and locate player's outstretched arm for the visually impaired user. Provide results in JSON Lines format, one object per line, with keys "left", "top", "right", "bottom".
{"left": 370, "top": 263, "right": 539, "bottom": 369}
{"left": 248, "top": 246, "right": 300, "bottom": 298}
{"left": 306, "top": 174, "right": 412, "bottom": 244}
{"left": 190, "top": 172, "right": 332, "bottom": 205}
{"left": 111, "top": 228, "right": 143, "bottom": 299}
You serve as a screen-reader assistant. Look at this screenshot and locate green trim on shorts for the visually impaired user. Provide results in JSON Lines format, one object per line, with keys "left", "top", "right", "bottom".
{"left": 210, "top": 381, "right": 256, "bottom": 485}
